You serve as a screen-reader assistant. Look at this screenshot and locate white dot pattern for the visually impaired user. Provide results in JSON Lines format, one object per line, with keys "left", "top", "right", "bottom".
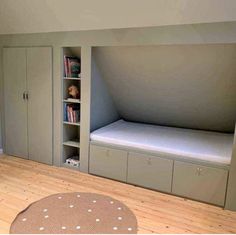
{"left": 11, "top": 192, "right": 137, "bottom": 234}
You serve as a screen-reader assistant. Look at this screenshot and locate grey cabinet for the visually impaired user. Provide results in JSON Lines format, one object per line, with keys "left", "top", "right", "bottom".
{"left": 3, "top": 48, "right": 28, "bottom": 159}
{"left": 3, "top": 47, "right": 52, "bottom": 165}
{"left": 127, "top": 152, "right": 173, "bottom": 192}
{"left": 172, "top": 161, "right": 228, "bottom": 206}
{"left": 89, "top": 143, "right": 229, "bottom": 207}
{"left": 89, "top": 145, "right": 128, "bottom": 181}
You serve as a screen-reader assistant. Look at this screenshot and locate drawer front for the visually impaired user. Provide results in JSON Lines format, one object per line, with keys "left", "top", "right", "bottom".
{"left": 127, "top": 152, "right": 173, "bottom": 193}
{"left": 89, "top": 145, "right": 128, "bottom": 182}
{"left": 172, "top": 161, "right": 228, "bottom": 206}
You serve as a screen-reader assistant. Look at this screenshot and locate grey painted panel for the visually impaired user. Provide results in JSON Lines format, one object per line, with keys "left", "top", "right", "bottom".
{"left": 80, "top": 46, "right": 91, "bottom": 173}
{"left": 172, "top": 161, "right": 228, "bottom": 206}
{"left": 90, "top": 140, "right": 230, "bottom": 170}
{"left": 53, "top": 46, "right": 62, "bottom": 166}
{"left": 90, "top": 56, "right": 120, "bottom": 132}
{"left": 225, "top": 126, "right": 236, "bottom": 211}
{"left": 27, "top": 47, "right": 53, "bottom": 165}
{"left": 3, "top": 48, "right": 28, "bottom": 158}
{"left": 0, "top": 115, "right": 2, "bottom": 149}
{"left": 127, "top": 152, "right": 173, "bottom": 193}
{"left": 89, "top": 144, "right": 127, "bottom": 182}
{"left": 93, "top": 45, "right": 236, "bottom": 133}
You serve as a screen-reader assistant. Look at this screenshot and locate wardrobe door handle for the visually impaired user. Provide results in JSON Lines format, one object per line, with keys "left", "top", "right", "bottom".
{"left": 25, "top": 93, "right": 29, "bottom": 100}
{"left": 199, "top": 168, "right": 203, "bottom": 176}
{"left": 196, "top": 167, "right": 203, "bottom": 176}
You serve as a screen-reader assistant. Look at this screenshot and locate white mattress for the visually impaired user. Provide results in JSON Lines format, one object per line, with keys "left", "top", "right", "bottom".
{"left": 90, "top": 120, "right": 234, "bottom": 166}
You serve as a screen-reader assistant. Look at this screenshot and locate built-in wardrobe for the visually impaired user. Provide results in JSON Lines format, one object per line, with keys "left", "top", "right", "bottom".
{"left": 3, "top": 47, "right": 52, "bottom": 165}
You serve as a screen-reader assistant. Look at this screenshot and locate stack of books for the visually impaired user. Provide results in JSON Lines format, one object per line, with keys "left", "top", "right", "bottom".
{"left": 64, "top": 104, "right": 80, "bottom": 123}
{"left": 64, "top": 55, "right": 80, "bottom": 78}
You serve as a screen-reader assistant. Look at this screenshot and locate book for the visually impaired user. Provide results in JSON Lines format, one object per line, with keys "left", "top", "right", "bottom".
{"left": 63, "top": 55, "right": 69, "bottom": 77}
{"left": 63, "top": 56, "right": 80, "bottom": 78}
{"left": 68, "top": 57, "right": 80, "bottom": 78}
{"left": 64, "top": 104, "right": 80, "bottom": 123}
{"left": 64, "top": 103, "right": 68, "bottom": 121}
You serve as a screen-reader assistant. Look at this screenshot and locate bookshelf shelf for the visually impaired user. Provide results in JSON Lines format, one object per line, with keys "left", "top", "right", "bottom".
{"left": 62, "top": 47, "right": 81, "bottom": 170}
{"left": 62, "top": 163, "right": 80, "bottom": 171}
{"left": 63, "top": 99, "right": 81, "bottom": 104}
{"left": 63, "top": 121, "right": 80, "bottom": 126}
{"left": 63, "top": 141, "right": 80, "bottom": 148}
{"left": 63, "top": 77, "right": 81, "bottom": 81}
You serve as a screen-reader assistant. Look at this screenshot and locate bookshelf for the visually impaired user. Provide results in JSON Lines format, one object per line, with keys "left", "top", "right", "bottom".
{"left": 62, "top": 47, "right": 81, "bottom": 170}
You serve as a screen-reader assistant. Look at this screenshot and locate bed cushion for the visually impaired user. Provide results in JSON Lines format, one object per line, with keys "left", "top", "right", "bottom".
{"left": 90, "top": 120, "right": 234, "bottom": 166}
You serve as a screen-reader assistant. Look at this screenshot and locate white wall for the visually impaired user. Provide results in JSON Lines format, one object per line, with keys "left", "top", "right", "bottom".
{"left": 0, "top": 0, "right": 236, "bottom": 34}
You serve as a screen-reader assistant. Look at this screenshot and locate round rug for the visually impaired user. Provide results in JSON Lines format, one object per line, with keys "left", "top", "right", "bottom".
{"left": 10, "top": 192, "right": 138, "bottom": 234}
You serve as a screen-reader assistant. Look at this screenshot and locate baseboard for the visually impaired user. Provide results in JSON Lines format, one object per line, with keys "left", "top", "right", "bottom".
{"left": 0, "top": 149, "right": 3, "bottom": 155}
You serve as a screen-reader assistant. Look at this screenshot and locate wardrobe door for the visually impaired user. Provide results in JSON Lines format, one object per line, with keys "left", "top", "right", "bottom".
{"left": 27, "top": 47, "right": 53, "bottom": 165}
{"left": 3, "top": 48, "right": 28, "bottom": 159}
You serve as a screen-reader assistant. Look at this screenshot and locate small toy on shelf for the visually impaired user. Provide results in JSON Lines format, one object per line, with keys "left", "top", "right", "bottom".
{"left": 68, "top": 85, "right": 80, "bottom": 99}
{"left": 65, "top": 156, "right": 80, "bottom": 167}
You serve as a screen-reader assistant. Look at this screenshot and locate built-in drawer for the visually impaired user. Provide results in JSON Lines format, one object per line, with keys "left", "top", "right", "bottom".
{"left": 127, "top": 152, "right": 173, "bottom": 193}
{"left": 172, "top": 161, "right": 228, "bottom": 206}
{"left": 89, "top": 145, "right": 128, "bottom": 182}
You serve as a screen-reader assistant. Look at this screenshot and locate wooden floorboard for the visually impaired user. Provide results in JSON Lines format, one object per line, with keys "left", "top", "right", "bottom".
{"left": 0, "top": 155, "right": 236, "bottom": 234}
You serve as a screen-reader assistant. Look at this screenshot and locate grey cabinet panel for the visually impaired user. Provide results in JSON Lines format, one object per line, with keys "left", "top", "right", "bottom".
{"left": 127, "top": 152, "right": 173, "bottom": 193}
{"left": 3, "top": 48, "right": 28, "bottom": 159}
{"left": 27, "top": 47, "right": 53, "bottom": 165}
{"left": 172, "top": 161, "right": 228, "bottom": 206}
{"left": 89, "top": 145, "right": 128, "bottom": 182}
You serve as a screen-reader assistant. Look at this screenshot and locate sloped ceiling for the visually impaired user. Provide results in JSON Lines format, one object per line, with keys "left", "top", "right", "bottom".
{"left": 93, "top": 45, "right": 236, "bottom": 133}
{"left": 0, "top": 0, "right": 236, "bottom": 35}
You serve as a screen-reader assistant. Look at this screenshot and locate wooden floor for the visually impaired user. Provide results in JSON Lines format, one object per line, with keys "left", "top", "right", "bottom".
{"left": 1, "top": 155, "right": 236, "bottom": 234}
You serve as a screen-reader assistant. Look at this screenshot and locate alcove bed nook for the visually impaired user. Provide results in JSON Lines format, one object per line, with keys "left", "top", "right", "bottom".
{"left": 89, "top": 44, "right": 236, "bottom": 207}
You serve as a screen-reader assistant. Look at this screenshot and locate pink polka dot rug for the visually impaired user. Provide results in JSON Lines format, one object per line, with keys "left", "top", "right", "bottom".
{"left": 10, "top": 192, "right": 138, "bottom": 234}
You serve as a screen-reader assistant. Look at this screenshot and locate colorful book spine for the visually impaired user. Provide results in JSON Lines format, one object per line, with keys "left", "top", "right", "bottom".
{"left": 64, "top": 103, "right": 68, "bottom": 121}
{"left": 67, "top": 105, "right": 71, "bottom": 122}
{"left": 64, "top": 104, "right": 80, "bottom": 123}
{"left": 64, "top": 55, "right": 68, "bottom": 77}
{"left": 63, "top": 55, "right": 80, "bottom": 78}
